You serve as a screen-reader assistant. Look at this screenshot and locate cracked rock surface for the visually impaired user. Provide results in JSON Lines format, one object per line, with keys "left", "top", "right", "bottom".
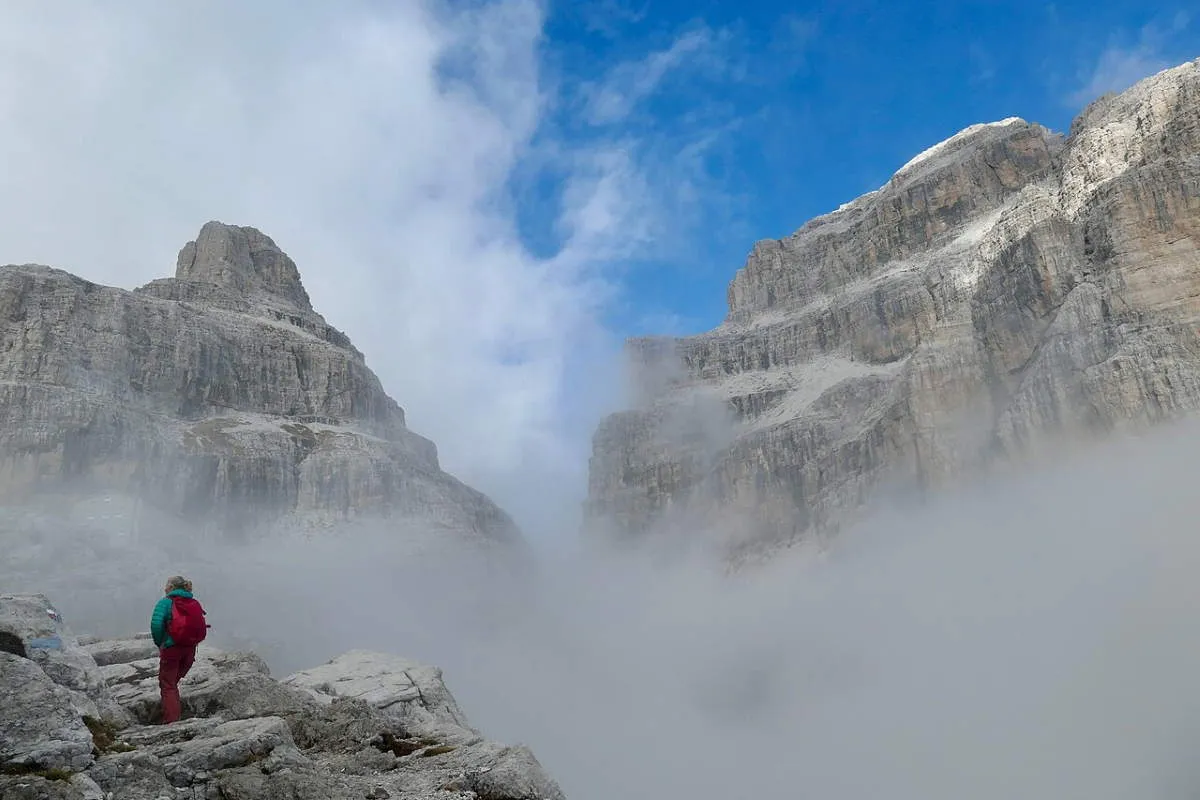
{"left": 0, "top": 220, "right": 520, "bottom": 545}
{"left": 0, "top": 592, "right": 566, "bottom": 800}
{"left": 586, "top": 58, "right": 1200, "bottom": 561}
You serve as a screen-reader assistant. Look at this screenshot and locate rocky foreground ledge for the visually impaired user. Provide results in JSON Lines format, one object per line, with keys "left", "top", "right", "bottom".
{"left": 0, "top": 593, "right": 565, "bottom": 800}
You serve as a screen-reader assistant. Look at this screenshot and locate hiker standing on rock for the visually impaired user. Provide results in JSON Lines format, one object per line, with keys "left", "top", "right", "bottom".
{"left": 150, "top": 575, "right": 208, "bottom": 724}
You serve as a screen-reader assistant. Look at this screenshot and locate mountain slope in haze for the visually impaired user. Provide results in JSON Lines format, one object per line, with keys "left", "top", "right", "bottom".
{"left": 586, "top": 57, "right": 1200, "bottom": 560}
{"left": 0, "top": 222, "right": 519, "bottom": 543}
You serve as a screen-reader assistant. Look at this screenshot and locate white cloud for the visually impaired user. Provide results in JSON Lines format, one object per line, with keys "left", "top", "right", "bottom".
{"left": 580, "top": 27, "right": 720, "bottom": 125}
{"left": 0, "top": 0, "right": 662, "bottom": 541}
{"left": 968, "top": 42, "right": 997, "bottom": 85}
{"left": 1067, "top": 15, "right": 1189, "bottom": 107}
{"left": 774, "top": 12, "right": 820, "bottom": 65}
{"left": 1070, "top": 46, "right": 1167, "bottom": 107}
{"left": 579, "top": 0, "right": 649, "bottom": 38}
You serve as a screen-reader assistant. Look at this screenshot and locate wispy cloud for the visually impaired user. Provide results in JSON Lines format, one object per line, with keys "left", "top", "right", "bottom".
{"left": 1067, "top": 13, "right": 1192, "bottom": 107}
{"left": 578, "top": 0, "right": 649, "bottom": 38}
{"left": 580, "top": 26, "right": 724, "bottom": 125}
{"left": 968, "top": 42, "right": 997, "bottom": 85}
{"left": 766, "top": 13, "right": 821, "bottom": 75}
{"left": 781, "top": 13, "right": 820, "bottom": 47}
{"left": 561, "top": 21, "right": 763, "bottom": 270}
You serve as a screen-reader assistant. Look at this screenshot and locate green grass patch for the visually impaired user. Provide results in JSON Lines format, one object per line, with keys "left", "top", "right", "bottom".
{"left": 84, "top": 715, "right": 136, "bottom": 754}
{"left": 1, "top": 764, "right": 73, "bottom": 781}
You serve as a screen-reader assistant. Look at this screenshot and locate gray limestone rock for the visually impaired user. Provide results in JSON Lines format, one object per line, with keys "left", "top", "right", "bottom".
{"left": 0, "top": 775, "right": 93, "bottom": 800}
{"left": 0, "top": 221, "right": 520, "bottom": 544}
{"left": 120, "top": 715, "right": 299, "bottom": 786}
{"left": 172, "top": 221, "right": 315, "bottom": 313}
{"left": 0, "top": 593, "right": 129, "bottom": 728}
{"left": 95, "top": 639, "right": 313, "bottom": 725}
{"left": 586, "top": 58, "right": 1200, "bottom": 560}
{"left": 85, "top": 749, "right": 176, "bottom": 799}
{"left": 0, "top": 592, "right": 568, "bottom": 799}
{"left": 0, "top": 653, "right": 94, "bottom": 773}
{"left": 82, "top": 637, "right": 158, "bottom": 667}
{"left": 66, "top": 774, "right": 104, "bottom": 800}
{"left": 283, "top": 650, "right": 475, "bottom": 742}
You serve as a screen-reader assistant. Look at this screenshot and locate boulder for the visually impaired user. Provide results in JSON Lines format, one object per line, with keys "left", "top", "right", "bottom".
{"left": 0, "top": 594, "right": 129, "bottom": 727}
{"left": 283, "top": 650, "right": 475, "bottom": 741}
{"left": 425, "top": 741, "right": 568, "bottom": 800}
{"left": 0, "top": 653, "right": 94, "bottom": 772}
{"left": 81, "top": 637, "right": 158, "bottom": 667}
{"left": 116, "top": 715, "right": 302, "bottom": 787}
{"left": 84, "top": 750, "right": 176, "bottom": 799}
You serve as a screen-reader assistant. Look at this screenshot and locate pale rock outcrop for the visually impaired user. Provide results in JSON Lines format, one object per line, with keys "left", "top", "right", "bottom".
{"left": 284, "top": 650, "right": 475, "bottom": 742}
{"left": 0, "top": 594, "right": 129, "bottom": 728}
{"left": 80, "top": 636, "right": 158, "bottom": 667}
{"left": 0, "top": 653, "right": 95, "bottom": 772}
{"left": 96, "top": 642, "right": 305, "bottom": 726}
{"left": 0, "top": 221, "right": 519, "bottom": 543}
{"left": 586, "top": 58, "right": 1200, "bottom": 559}
{"left": 0, "top": 593, "right": 567, "bottom": 799}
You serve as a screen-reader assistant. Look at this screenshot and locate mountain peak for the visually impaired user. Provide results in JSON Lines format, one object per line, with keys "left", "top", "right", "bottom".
{"left": 175, "top": 221, "right": 313, "bottom": 312}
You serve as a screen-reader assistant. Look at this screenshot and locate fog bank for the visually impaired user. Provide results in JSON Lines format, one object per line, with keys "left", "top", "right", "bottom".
{"left": 6, "top": 419, "right": 1200, "bottom": 798}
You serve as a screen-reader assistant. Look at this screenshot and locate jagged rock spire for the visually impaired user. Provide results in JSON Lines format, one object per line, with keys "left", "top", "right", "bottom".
{"left": 175, "top": 221, "right": 313, "bottom": 312}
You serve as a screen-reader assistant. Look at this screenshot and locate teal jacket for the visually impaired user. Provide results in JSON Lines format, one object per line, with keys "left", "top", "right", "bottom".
{"left": 150, "top": 589, "right": 193, "bottom": 648}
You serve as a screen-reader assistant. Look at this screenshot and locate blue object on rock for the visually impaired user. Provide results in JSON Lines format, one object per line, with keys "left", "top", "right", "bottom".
{"left": 27, "top": 635, "right": 63, "bottom": 650}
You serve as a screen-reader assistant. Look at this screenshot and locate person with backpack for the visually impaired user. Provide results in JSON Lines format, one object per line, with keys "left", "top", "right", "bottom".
{"left": 150, "top": 575, "right": 208, "bottom": 724}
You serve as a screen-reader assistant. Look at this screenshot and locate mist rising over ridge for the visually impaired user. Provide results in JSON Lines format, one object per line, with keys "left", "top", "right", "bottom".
{"left": 586, "top": 57, "right": 1200, "bottom": 562}
{"left": 8, "top": 416, "right": 1200, "bottom": 799}
{"left": 0, "top": 220, "right": 521, "bottom": 545}
{"left": 0, "top": 4, "right": 1197, "bottom": 795}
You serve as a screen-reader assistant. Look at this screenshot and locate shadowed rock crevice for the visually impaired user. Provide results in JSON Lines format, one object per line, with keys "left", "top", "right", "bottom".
{"left": 0, "top": 631, "right": 26, "bottom": 658}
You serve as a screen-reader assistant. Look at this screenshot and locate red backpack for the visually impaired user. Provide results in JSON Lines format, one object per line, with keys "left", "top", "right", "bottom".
{"left": 166, "top": 596, "right": 208, "bottom": 647}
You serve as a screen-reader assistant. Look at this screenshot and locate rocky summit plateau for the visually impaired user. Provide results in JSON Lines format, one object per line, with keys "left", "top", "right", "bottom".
{"left": 0, "top": 222, "right": 518, "bottom": 543}
{"left": 586, "top": 57, "right": 1200, "bottom": 559}
{"left": 0, "top": 592, "right": 565, "bottom": 799}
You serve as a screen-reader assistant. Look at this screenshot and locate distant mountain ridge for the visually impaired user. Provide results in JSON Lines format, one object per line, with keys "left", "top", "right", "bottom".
{"left": 0, "top": 221, "right": 519, "bottom": 543}
{"left": 586, "top": 58, "right": 1200, "bottom": 559}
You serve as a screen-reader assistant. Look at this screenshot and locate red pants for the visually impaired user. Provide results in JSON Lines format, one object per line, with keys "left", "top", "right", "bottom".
{"left": 158, "top": 644, "right": 196, "bottom": 724}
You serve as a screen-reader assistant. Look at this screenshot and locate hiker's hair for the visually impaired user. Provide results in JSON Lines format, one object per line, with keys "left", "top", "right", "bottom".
{"left": 165, "top": 575, "right": 192, "bottom": 592}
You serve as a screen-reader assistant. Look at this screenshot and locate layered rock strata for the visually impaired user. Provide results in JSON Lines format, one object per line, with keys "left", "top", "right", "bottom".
{"left": 0, "top": 222, "right": 518, "bottom": 541}
{"left": 586, "top": 58, "right": 1200, "bottom": 557}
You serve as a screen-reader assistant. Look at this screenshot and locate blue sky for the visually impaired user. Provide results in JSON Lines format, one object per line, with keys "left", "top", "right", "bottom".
{"left": 515, "top": 0, "right": 1198, "bottom": 338}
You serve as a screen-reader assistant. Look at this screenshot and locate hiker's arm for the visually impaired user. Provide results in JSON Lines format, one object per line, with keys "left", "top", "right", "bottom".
{"left": 150, "top": 597, "right": 169, "bottom": 647}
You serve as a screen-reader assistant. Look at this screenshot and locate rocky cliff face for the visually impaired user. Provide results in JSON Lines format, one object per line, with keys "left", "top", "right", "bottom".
{"left": 0, "top": 592, "right": 565, "bottom": 799}
{"left": 586, "top": 58, "right": 1200, "bottom": 559}
{"left": 0, "top": 222, "right": 518, "bottom": 542}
